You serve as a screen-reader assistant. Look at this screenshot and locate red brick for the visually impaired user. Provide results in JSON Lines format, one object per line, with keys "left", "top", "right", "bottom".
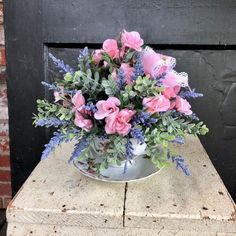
{"left": 0, "top": 122, "right": 8, "bottom": 136}
{"left": 0, "top": 83, "right": 8, "bottom": 120}
{"left": 0, "top": 155, "right": 10, "bottom": 167}
{"left": 0, "top": 4, "right": 3, "bottom": 25}
{"left": 0, "top": 137, "right": 9, "bottom": 154}
{"left": 0, "top": 47, "right": 5, "bottom": 65}
{"left": 0, "top": 182, "right": 11, "bottom": 195}
{"left": 3, "top": 196, "right": 11, "bottom": 208}
{"left": 0, "top": 169, "right": 11, "bottom": 181}
{"left": 0, "top": 66, "right": 7, "bottom": 84}
{"left": 0, "top": 65, "right": 6, "bottom": 82}
{"left": 0, "top": 25, "right": 4, "bottom": 45}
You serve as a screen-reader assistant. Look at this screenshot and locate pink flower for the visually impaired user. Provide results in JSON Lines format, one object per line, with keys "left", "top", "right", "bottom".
{"left": 162, "top": 86, "right": 180, "bottom": 99}
{"left": 54, "top": 91, "right": 61, "bottom": 102}
{"left": 94, "top": 97, "right": 121, "bottom": 120}
{"left": 105, "top": 109, "right": 136, "bottom": 136}
{"left": 112, "top": 63, "right": 134, "bottom": 85}
{"left": 120, "top": 63, "right": 134, "bottom": 85}
{"left": 162, "top": 70, "right": 189, "bottom": 88}
{"left": 53, "top": 86, "right": 65, "bottom": 102}
{"left": 121, "top": 30, "right": 144, "bottom": 52}
{"left": 175, "top": 96, "right": 192, "bottom": 115}
{"left": 102, "top": 39, "right": 119, "bottom": 59}
{"left": 72, "top": 91, "right": 85, "bottom": 111}
{"left": 93, "top": 49, "right": 104, "bottom": 64}
{"left": 143, "top": 95, "right": 170, "bottom": 113}
{"left": 142, "top": 47, "right": 176, "bottom": 78}
{"left": 74, "top": 111, "right": 93, "bottom": 132}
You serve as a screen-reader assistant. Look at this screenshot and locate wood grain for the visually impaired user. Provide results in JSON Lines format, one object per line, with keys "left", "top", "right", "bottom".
{"left": 6, "top": 136, "right": 236, "bottom": 234}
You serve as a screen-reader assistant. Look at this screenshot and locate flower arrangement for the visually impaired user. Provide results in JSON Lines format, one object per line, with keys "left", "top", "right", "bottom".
{"left": 34, "top": 30, "right": 208, "bottom": 176}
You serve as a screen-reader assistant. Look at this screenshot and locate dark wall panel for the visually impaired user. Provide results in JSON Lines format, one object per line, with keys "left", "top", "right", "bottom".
{"left": 4, "top": 0, "right": 236, "bottom": 199}
{"left": 42, "top": 0, "right": 236, "bottom": 44}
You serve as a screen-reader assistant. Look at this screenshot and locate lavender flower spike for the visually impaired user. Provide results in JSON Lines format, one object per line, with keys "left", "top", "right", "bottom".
{"left": 180, "top": 88, "right": 203, "bottom": 99}
{"left": 131, "top": 54, "right": 144, "bottom": 81}
{"left": 68, "top": 136, "right": 89, "bottom": 163}
{"left": 41, "top": 81, "right": 60, "bottom": 91}
{"left": 124, "top": 139, "right": 134, "bottom": 174}
{"left": 41, "top": 131, "right": 64, "bottom": 160}
{"left": 49, "top": 53, "right": 74, "bottom": 73}
{"left": 172, "top": 135, "right": 185, "bottom": 145}
{"left": 172, "top": 155, "right": 191, "bottom": 176}
{"left": 117, "top": 68, "right": 125, "bottom": 90}
{"left": 35, "top": 117, "right": 70, "bottom": 128}
{"left": 130, "top": 127, "right": 145, "bottom": 144}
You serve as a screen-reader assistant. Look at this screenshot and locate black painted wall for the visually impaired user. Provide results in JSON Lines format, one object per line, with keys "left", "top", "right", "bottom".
{"left": 4, "top": 0, "right": 236, "bottom": 199}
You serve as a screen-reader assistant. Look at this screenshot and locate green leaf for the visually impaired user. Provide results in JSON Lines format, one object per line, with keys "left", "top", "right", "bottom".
{"left": 102, "top": 76, "right": 118, "bottom": 96}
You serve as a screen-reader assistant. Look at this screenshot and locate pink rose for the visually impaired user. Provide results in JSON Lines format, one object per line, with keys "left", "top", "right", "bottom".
{"left": 93, "top": 49, "right": 104, "bottom": 64}
{"left": 121, "top": 30, "right": 144, "bottom": 52}
{"left": 162, "top": 70, "right": 189, "bottom": 88}
{"left": 142, "top": 47, "right": 176, "bottom": 78}
{"left": 112, "top": 63, "right": 134, "bottom": 85}
{"left": 175, "top": 96, "right": 192, "bottom": 115}
{"left": 94, "top": 97, "right": 120, "bottom": 120}
{"left": 74, "top": 111, "right": 93, "bottom": 132}
{"left": 102, "top": 39, "right": 119, "bottom": 59}
{"left": 120, "top": 63, "right": 134, "bottom": 85}
{"left": 105, "top": 108, "right": 136, "bottom": 136}
{"left": 143, "top": 95, "right": 170, "bottom": 113}
{"left": 72, "top": 91, "right": 85, "bottom": 111}
{"left": 162, "top": 86, "right": 180, "bottom": 99}
{"left": 169, "top": 101, "right": 176, "bottom": 110}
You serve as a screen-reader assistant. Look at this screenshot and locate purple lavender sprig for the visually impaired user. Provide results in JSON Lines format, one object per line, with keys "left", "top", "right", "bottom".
{"left": 130, "top": 127, "right": 145, "bottom": 144}
{"left": 180, "top": 88, "right": 203, "bottom": 99}
{"left": 172, "top": 135, "right": 185, "bottom": 145}
{"left": 35, "top": 117, "right": 71, "bottom": 128}
{"left": 41, "top": 81, "right": 77, "bottom": 96}
{"left": 172, "top": 155, "right": 191, "bottom": 176}
{"left": 68, "top": 136, "right": 89, "bottom": 163}
{"left": 78, "top": 47, "right": 90, "bottom": 69}
{"left": 41, "top": 131, "right": 64, "bottom": 160}
{"left": 131, "top": 54, "right": 144, "bottom": 81}
{"left": 41, "top": 81, "right": 60, "bottom": 91}
{"left": 82, "top": 102, "right": 98, "bottom": 114}
{"left": 124, "top": 139, "right": 134, "bottom": 174}
{"left": 49, "top": 53, "right": 74, "bottom": 73}
{"left": 117, "top": 68, "right": 125, "bottom": 90}
{"left": 132, "top": 112, "right": 157, "bottom": 127}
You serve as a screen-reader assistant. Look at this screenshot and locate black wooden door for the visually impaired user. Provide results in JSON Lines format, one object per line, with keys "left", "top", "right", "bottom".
{"left": 4, "top": 1, "right": 236, "bottom": 199}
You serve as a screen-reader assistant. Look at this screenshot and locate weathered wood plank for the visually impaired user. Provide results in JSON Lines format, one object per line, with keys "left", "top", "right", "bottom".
{"left": 6, "top": 142, "right": 125, "bottom": 228}
{"left": 7, "top": 222, "right": 236, "bottom": 236}
{"left": 42, "top": 0, "right": 236, "bottom": 44}
{"left": 125, "top": 136, "right": 236, "bottom": 233}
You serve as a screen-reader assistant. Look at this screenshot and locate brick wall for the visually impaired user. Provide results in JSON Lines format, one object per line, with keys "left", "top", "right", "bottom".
{"left": 0, "top": 2, "right": 12, "bottom": 208}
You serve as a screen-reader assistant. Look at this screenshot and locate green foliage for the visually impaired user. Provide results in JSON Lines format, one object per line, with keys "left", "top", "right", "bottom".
{"left": 56, "top": 69, "right": 103, "bottom": 98}
{"left": 155, "top": 112, "right": 209, "bottom": 136}
{"left": 77, "top": 135, "right": 128, "bottom": 173}
{"left": 102, "top": 52, "right": 117, "bottom": 67}
{"left": 134, "top": 76, "right": 164, "bottom": 97}
{"left": 33, "top": 99, "right": 73, "bottom": 124}
{"left": 102, "top": 75, "right": 118, "bottom": 96}
{"left": 120, "top": 85, "right": 137, "bottom": 105}
{"left": 146, "top": 145, "right": 171, "bottom": 169}
{"left": 73, "top": 69, "right": 103, "bottom": 97}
